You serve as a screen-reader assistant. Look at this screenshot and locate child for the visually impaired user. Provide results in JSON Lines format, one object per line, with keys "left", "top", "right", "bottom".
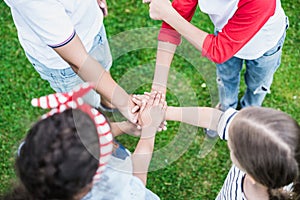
{"left": 166, "top": 106, "right": 300, "bottom": 199}
{"left": 134, "top": 94, "right": 300, "bottom": 199}
{"left": 1, "top": 83, "right": 166, "bottom": 200}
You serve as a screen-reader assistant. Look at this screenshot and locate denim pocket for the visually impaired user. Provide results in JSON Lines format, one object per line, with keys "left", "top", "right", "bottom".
{"left": 263, "top": 44, "right": 282, "bottom": 56}
{"left": 263, "top": 32, "right": 286, "bottom": 56}
{"left": 263, "top": 17, "right": 288, "bottom": 57}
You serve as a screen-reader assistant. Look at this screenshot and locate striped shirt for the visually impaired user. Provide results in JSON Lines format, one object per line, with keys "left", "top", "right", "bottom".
{"left": 216, "top": 108, "right": 293, "bottom": 199}
{"left": 216, "top": 165, "right": 247, "bottom": 200}
{"left": 216, "top": 108, "right": 246, "bottom": 199}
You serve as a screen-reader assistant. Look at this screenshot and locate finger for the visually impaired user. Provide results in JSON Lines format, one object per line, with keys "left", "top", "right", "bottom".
{"left": 147, "top": 92, "right": 156, "bottom": 106}
{"left": 143, "top": 0, "right": 151, "bottom": 3}
{"left": 131, "top": 105, "right": 140, "bottom": 113}
{"left": 133, "top": 94, "right": 144, "bottom": 100}
{"left": 162, "top": 101, "right": 167, "bottom": 111}
{"left": 162, "top": 126, "right": 167, "bottom": 131}
{"left": 161, "top": 93, "right": 166, "bottom": 101}
{"left": 153, "top": 92, "right": 161, "bottom": 106}
{"left": 140, "top": 99, "right": 147, "bottom": 112}
{"left": 132, "top": 113, "right": 139, "bottom": 124}
{"left": 132, "top": 97, "right": 142, "bottom": 106}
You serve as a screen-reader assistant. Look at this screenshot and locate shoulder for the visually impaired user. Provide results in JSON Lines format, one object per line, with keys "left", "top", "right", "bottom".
{"left": 237, "top": 0, "right": 276, "bottom": 15}
{"left": 217, "top": 108, "right": 238, "bottom": 141}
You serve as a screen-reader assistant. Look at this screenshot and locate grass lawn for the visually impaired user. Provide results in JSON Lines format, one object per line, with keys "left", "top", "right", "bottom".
{"left": 0, "top": 0, "right": 299, "bottom": 199}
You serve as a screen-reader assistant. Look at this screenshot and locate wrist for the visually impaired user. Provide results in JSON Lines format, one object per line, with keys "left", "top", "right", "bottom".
{"left": 141, "top": 126, "right": 157, "bottom": 139}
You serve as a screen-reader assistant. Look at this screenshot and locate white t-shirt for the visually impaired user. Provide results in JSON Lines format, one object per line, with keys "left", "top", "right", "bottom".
{"left": 198, "top": 0, "right": 286, "bottom": 59}
{"left": 82, "top": 156, "right": 160, "bottom": 200}
{"left": 4, "top": 0, "right": 103, "bottom": 69}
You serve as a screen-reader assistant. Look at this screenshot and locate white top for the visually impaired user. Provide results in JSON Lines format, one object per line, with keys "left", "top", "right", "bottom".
{"left": 82, "top": 156, "right": 160, "bottom": 200}
{"left": 198, "top": 0, "right": 286, "bottom": 59}
{"left": 4, "top": 0, "right": 103, "bottom": 69}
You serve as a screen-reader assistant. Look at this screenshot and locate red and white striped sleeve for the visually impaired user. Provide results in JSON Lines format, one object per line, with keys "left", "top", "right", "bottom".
{"left": 202, "top": 0, "right": 276, "bottom": 63}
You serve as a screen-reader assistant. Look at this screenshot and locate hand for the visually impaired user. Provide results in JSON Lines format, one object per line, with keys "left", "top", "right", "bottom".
{"left": 132, "top": 93, "right": 150, "bottom": 114}
{"left": 148, "top": 0, "right": 172, "bottom": 20}
{"left": 132, "top": 92, "right": 167, "bottom": 131}
{"left": 139, "top": 92, "right": 167, "bottom": 128}
{"left": 97, "top": 0, "right": 108, "bottom": 17}
{"left": 151, "top": 83, "right": 167, "bottom": 96}
{"left": 117, "top": 121, "right": 142, "bottom": 137}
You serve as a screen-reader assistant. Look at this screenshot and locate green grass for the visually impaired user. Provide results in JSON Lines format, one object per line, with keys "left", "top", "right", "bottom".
{"left": 0, "top": 0, "right": 299, "bottom": 199}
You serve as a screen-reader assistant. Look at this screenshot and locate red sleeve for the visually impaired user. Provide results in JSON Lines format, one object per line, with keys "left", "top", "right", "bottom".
{"left": 158, "top": 0, "right": 198, "bottom": 45}
{"left": 202, "top": 0, "right": 276, "bottom": 63}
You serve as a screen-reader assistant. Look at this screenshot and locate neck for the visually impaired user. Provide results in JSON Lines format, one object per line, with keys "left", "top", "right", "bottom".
{"left": 73, "top": 183, "right": 93, "bottom": 200}
{"left": 244, "top": 175, "right": 268, "bottom": 200}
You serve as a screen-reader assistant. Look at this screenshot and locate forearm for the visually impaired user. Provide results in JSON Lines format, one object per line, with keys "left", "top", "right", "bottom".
{"left": 166, "top": 106, "right": 223, "bottom": 131}
{"left": 78, "top": 56, "right": 129, "bottom": 109}
{"left": 110, "top": 121, "right": 127, "bottom": 137}
{"left": 162, "top": 7, "right": 208, "bottom": 52}
{"left": 53, "top": 34, "right": 130, "bottom": 110}
{"left": 132, "top": 127, "right": 156, "bottom": 185}
{"left": 152, "top": 41, "right": 177, "bottom": 94}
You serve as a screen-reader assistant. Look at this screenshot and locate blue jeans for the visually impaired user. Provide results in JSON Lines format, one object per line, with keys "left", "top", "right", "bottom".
{"left": 216, "top": 20, "right": 288, "bottom": 111}
{"left": 26, "top": 25, "right": 112, "bottom": 108}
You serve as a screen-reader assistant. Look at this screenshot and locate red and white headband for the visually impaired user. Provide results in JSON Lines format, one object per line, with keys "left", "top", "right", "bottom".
{"left": 28, "top": 82, "right": 113, "bottom": 181}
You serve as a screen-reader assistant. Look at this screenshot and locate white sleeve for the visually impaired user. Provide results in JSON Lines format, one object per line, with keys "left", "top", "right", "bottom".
{"left": 217, "top": 108, "right": 238, "bottom": 141}
{"left": 14, "top": 0, "right": 74, "bottom": 47}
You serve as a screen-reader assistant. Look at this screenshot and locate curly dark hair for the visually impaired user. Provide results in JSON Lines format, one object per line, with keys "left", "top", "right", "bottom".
{"left": 2, "top": 109, "right": 99, "bottom": 200}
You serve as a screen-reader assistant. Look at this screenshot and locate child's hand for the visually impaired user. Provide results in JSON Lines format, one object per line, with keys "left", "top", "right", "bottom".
{"left": 97, "top": 0, "right": 108, "bottom": 17}
{"left": 139, "top": 92, "right": 167, "bottom": 129}
{"left": 149, "top": 0, "right": 172, "bottom": 20}
{"left": 132, "top": 92, "right": 167, "bottom": 131}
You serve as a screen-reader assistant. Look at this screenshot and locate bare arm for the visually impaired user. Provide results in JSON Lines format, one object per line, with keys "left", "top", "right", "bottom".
{"left": 53, "top": 34, "right": 136, "bottom": 122}
{"left": 151, "top": 41, "right": 177, "bottom": 95}
{"left": 132, "top": 94, "right": 222, "bottom": 131}
{"left": 110, "top": 121, "right": 141, "bottom": 137}
{"left": 149, "top": 0, "right": 208, "bottom": 52}
{"left": 132, "top": 92, "right": 167, "bottom": 185}
{"left": 165, "top": 106, "right": 223, "bottom": 131}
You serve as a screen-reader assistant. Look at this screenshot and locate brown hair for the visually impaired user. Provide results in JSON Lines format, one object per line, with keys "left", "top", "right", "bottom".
{"left": 228, "top": 107, "right": 300, "bottom": 200}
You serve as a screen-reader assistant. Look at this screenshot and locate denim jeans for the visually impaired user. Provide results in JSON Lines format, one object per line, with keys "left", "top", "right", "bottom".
{"left": 26, "top": 25, "right": 112, "bottom": 108}
{"left": 216, "top": 18, "right": 288, "bottom": 111}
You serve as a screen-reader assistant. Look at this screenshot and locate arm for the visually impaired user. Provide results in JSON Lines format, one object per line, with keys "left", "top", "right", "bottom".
{"left": 110, "top": 121, "right": 141, "bottom": 137}
{"left": 165, "top": 106, "right": 223, "bottom": 131}
{"left": 14, "top": 2, "right": 136, "bottom": 122}
{"left": 132, "top": 92, "right": 167, "bottom": 185}
{"left": 132, "top": 95, "right": 222, "bottom": 131}
{"left": 53, "top": 35, "right": 136, "bottom": 123}
{"left": 149, "top": 0, "right": 276, "bottom": 63}
{"left": 151, "top": 41, "right": 177, "bottom": 95}
{"left": 152, "top": 0, "right": 198, "bottom": 94}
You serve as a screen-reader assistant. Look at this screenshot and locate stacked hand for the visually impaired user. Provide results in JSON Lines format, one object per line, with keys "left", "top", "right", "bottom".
{"left": 132, "top": 91, "right": 167, "bottom": 133}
